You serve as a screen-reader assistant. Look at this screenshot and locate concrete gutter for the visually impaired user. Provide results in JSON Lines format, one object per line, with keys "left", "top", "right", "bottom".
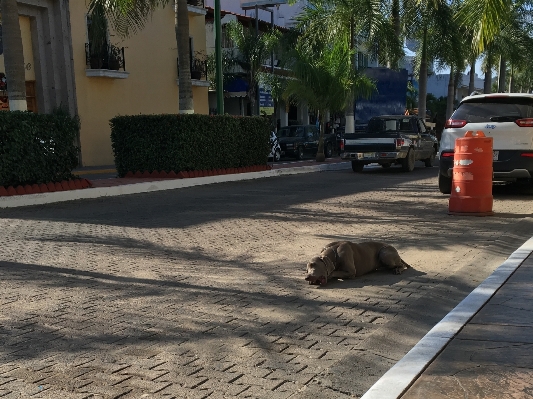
{"left": 0, "top": 162, "right": 351, "bottom": 209}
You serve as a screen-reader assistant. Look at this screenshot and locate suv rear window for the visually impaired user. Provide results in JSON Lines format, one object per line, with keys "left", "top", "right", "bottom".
{"left": 453, "top": 97, "right": 533, "bottom": 122}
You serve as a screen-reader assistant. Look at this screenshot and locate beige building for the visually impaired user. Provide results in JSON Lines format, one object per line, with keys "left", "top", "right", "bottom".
{"left": 1, "top": 0, "right": 209, "bottom": 167}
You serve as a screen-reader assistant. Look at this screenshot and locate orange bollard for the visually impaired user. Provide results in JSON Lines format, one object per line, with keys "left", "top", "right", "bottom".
{"left": 449, "top": 131, "right": 494, "bottom": 216}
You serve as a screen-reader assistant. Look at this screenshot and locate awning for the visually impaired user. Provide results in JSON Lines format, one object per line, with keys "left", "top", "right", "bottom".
{"left": 224, "top": 78, "right": 249, "bottom": 98}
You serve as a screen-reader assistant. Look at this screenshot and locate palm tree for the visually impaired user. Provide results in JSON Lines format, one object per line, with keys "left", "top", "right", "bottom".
{"left": 457, "top": 0, "right": 514, "bottom": 52}
{"left": 295, "top": 0, "right": 402, "bottom": 134}
{"left": 1, "top": 0, "right": 27, "bottom": 111}
{"left": 224, "top": 20, "right": 280, "bottom": 116}
{"left": 403, "top": 0, "right": 456, "bottom": 122}
{"left": 283, "top": 39, "right": 375, "bottom": 161}
{"left": 88, "top": 0, "right": 194, "bottom": 113}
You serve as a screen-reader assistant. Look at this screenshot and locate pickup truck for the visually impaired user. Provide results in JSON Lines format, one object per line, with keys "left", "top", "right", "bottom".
{"left": 277, "top": 125, "right": 336, "bottom": 160}
{"left": 340, "top": 115, "right": 438, "bottom": 172}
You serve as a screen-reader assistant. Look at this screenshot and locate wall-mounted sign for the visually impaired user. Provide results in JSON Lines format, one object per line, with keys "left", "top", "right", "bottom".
{"left": 259, "top": 87, "right": 274, "bottom": 115}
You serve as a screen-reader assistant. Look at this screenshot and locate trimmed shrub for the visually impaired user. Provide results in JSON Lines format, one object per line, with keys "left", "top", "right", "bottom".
{"left": 0, "top": 111, "right": 80, "bottom": 187}
{"left": 110, "top": 114, "right": 271, "bottom": 177}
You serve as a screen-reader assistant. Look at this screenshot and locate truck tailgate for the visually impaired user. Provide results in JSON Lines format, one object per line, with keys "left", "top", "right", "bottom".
{"left": 344, "top": 133, "right": 397, "bottom": 152}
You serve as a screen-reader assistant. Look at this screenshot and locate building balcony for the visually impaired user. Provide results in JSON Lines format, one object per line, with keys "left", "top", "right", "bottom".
{"left": 188, "top": 0, "right": 206, "bottom": 15}
{"left": 85, "top": 43, "right": 129, "bottom": 79}
{"left": 177, "top": 55, "right": 210, "bottom": 87}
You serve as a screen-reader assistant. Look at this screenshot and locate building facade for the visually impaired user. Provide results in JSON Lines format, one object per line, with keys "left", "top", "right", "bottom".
{"left": 1, "top": 0, "right": 209, "bottom": 167}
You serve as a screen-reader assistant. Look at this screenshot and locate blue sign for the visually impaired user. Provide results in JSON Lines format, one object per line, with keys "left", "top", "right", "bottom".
{"left": 355, "top": 67, "right": 409, "bottom": 123}
{"left": 259, "top": 87, "right": 274, "bottom": 115}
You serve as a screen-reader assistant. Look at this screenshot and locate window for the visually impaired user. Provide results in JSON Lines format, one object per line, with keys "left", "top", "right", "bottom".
{"left": 453, "top": 97, "right": 533, "bottom": 123}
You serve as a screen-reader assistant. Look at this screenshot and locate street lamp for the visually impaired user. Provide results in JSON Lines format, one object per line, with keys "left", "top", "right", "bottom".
{"left": 214, "top": 0, "right": 224, "bottom": 114}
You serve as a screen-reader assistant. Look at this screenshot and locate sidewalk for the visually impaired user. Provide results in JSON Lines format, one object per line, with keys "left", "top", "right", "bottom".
{"left": 0, "top": 157, "right": 351, "bottom": 208}
{"left": 362, "top": 237, "right": 533, "bottom": 399}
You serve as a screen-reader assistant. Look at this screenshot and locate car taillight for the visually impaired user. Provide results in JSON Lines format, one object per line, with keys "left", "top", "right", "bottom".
{"left": 444, "top": 119, "right": 467, "bottom": 129}
{"left": 340, "top": 140, "right": 344, "bottom": 151}
{"left": 515, "top": 118, "right": 533, "bottom": 127}
{"left": 521, "top": 153, "right": 533, "bottom": 157}
{"left": 441, "top": 151, "right": 455, "bottom": 158}
{"left": 395, "top": 138, "right": 404, "bottom": 149}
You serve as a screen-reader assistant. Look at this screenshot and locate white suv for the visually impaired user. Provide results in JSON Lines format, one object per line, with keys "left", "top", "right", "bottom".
{"left": 438, "top": 93, "right": 533, "bottom": 193}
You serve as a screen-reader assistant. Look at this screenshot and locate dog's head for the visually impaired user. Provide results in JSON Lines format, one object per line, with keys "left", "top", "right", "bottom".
{"left": 305, "top": 256, "right": 328, "bottom": 286}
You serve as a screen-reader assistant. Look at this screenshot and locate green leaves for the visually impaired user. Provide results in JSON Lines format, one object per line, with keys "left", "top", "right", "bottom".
{"left": 0, "top": 112, "right": 80, "bottom": 187}
{"left": 284, "top": 39, "right": 375, "bottom": 115}
{"left": 88, "top": 0, "right": 169, "bottom": 39}
{"left": 457, "top": 0, "right": 514, "bottom": 52}
{"left": 110, "top": 114, "right": 271, "bottom": 176}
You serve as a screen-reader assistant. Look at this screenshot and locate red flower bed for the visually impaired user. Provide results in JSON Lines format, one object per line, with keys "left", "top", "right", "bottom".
{"left": 121, "top": 165, "right": 270, "bottom": 180}
{"left": 0, "top": 178, "right": 93, "bottom": 197}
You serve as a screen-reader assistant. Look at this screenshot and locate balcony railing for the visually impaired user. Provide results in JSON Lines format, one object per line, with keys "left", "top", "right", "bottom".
{"left": 177, "top": 56, "right": 208, "bottom": 80}
{"left": 85, "top": 43, "right": 126, "bottom": 71}
{"left": 187, "top": 0, "right": 204, "bottom": 6}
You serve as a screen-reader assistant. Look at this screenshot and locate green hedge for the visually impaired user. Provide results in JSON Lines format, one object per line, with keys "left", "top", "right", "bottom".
{"left": 110, "top": 114, "right": 271, "bottom": 177}
{"left": 0, "top": 111, "right": 80, "bottom": 187}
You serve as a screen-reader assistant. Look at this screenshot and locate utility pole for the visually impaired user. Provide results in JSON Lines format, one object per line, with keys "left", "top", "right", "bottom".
{"left": 215, "top": 0, "right": 224, "bottom": 114}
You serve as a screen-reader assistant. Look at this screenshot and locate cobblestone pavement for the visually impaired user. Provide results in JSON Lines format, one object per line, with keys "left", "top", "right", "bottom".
{"left": 1, "top": 165, "right": 533, "bottom": 399}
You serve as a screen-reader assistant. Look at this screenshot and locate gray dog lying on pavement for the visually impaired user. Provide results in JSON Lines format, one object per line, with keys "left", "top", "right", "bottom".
{"left": 305, "top": 241, "right": 411, "bottom": 286}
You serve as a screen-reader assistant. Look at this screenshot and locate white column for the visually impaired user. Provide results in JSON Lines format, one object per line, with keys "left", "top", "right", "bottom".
{"left": 299, "top": 103, "right": 309, "bottom": 125}
{"left": 280, "top": 103, "right": 288, "bottom": 127}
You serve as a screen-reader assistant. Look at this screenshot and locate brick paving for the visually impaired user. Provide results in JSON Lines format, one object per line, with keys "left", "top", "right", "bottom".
{"left": 1, "top": 165, "right": 533, "bottom": 398}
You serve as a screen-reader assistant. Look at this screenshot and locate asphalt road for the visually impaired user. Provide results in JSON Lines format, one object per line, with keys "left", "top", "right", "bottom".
{"left": 1, "top": 163, "right": 533, "bottom": 398}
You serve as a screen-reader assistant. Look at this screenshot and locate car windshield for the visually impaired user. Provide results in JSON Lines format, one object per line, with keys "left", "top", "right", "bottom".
{"left": 452, "top": 97, "right": 533, "bottom": 122}
{"left": 367, "top": 118, "right": 414, "bottom": 133}
{"left": 278, "top": 126, "right": 304, "bottom": 138}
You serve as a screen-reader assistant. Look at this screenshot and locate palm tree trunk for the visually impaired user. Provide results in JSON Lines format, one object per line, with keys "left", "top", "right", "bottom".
{"left": 2, "top": 0, "right": 27, "bottom": 111}
{"left": 468, "top": 57, "right": 476, "bottom": 94}
{"left": 316, "top": 108, "right": 326, "bottom": 162}
{"left": 344, "top": 16, "right": 355, "bottom": 134}
{"left": 446, "top": 67, "right": 455, "bottom": 119}
{"left": 176, "top": 0, "right": 194, "bottom": 113}
{"left": 417, "top": 27, "right": 428, "bottom": 122}
{"left": 388, "top": 0, "right": 401, "bottom": 69}
{"left": 497, "top": 55, "right": 506, "bottom": 93}
{"left": 453, "top": 70, "right": 461, "bottom": 102}
{"left": 508, "top": 65, "right": 513, "bottom": 93}
{"left": 484, "top": 46, "right": 492, "bottom": 94}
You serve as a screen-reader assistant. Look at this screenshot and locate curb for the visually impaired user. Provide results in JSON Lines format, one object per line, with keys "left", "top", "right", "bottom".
{"left": 0, "top": 162, "right": 351, "bottom": 209}
{"left": 360, "top": 235, "right": 533, "bottom": 399}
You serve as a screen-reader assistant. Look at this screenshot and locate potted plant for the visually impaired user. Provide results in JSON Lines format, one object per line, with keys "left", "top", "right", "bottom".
{"left": 191, "top": 51, "right": 207, "bottom": 80}
{"left": 108, "top": 45, "right": 122, "bottom": 70}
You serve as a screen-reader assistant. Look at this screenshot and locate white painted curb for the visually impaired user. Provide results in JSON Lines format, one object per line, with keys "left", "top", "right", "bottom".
{"left": 360, "top": 236, "right": 533, "bottom": 399}
{"left": 0, "top": 162, "right": 351, "bottom": 208}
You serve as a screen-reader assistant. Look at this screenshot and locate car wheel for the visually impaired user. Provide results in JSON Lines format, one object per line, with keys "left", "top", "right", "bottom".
{"left": 296, "top": 146, "right": 304, "bottom": 160}
{"left": 351, "top": 161, "right": 364, "bottom": 172}
{"left": 401, "top": 148, "right": 415, "bottom": 172}
{"left": 274, "top": 149, "right": 281, "bottom": 162}
{"left": 438, "top": 173, "right": 452, "bottom": 194}
{"left": 325, "top": 143, "right": 333, "bottom": 158}
{"left": 381, "top": 163, "right": 391, "bottom": 169}
{"left": 424, "top": 151, "right": 436, "bottom": 167}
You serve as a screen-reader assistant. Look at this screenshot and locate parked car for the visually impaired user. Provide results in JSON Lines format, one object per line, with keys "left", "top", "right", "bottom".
{"left": 341, "top": 115, "right": 437, "bottom": 172}
{"left": 277, "top": 125, "right": 336, "bottom": 160}
{"left": 438, "top": 93, "right": 533, "bottom": 194}
{"left": 268, "top": 131, "right": 281, "bottom": 162}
